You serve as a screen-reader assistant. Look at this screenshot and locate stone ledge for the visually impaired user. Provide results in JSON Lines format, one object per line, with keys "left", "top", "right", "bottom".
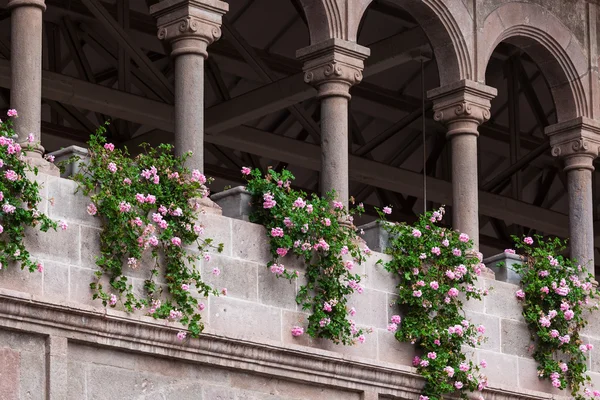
{"left": 0, "top": 288, "right": 570, "bottom": 400}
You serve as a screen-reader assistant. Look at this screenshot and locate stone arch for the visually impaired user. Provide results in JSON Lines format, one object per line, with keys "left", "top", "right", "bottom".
{"left": 478, "top": 2, "right": 590, "bottom": 122}
{"left": 385, "top": 0, "right": 474, "bottom": 85}
{"left": 298, "top": 0, "right": 373, "bottom": 43}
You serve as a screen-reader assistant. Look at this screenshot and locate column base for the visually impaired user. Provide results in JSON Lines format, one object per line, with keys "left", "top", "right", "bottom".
{"left": 191, "top": 196, "right": 222, "bottom": 216}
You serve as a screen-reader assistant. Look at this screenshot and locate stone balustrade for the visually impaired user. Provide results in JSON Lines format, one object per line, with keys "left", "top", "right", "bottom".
{"left": 1, "top": 175, "right": 598, "bottom": 399}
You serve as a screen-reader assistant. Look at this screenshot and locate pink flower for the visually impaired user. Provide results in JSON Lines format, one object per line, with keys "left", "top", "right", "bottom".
{"left": 588, "top": 343, "right": 594, "bottom": 351}
{"left": 323, "top": 218, "right": 331, "bottom": 226}
{"left": 293, "top": 197, "right": 306, "bottom": 209}
{"left": 480, "top": 359, "right": 487, "bottom": 368}
{"left": 333, "top": 201, "right": 343, "bottom": 210}
{"left": 434, "top": 339, "right": 440, "bottom": 345}
{"left": 171, "top": 237, "right": 181, "bottom": 246}
{"left": 419, "top": 359, "right": 429, "bottom": 367}
{"left": 564, "top": 310, "right": 575, "bottom": 320}
{"left": 212, "top": 267, "right": 220, "bottom": 276}
{"left": 441, "top": 239, "right": 449, "bottom": 247}
{"left": 109, "top": 294, "right": 117, "bottom": 306}
{"left": 119, "top": 202, "right": 132, "bottom": 213}
{"left": 477, "top": 325, "right": 486, "bottom": 334}
{"left": 283, "top": 217, "right": 293, "bottom": 227}
{"left": 445, "top": 270, "right": 456, "bottom": 280}
{"left": 104, "top": 143, "right": 115, "bottom": 151}
{"left": 4, "top": 170, "right": 18, "bottom": 181}
{"left": 427, "top": 352, "right": 436, "bottom": 359}
{"left": 447, "top": 288, "right": 459, "bottom": 297}
{"left": 27, "top": 133, "right": 34, "bottom": 143}
{"left": 344, "top": 260, "right": 354, "bottom": 270}
{"left": 540, "top": 286, "right": 549, "bottom": 294}
{"left": 443, "top": 366, "right": 455, "bottom": 377}
{"left": 323, "top": 302, "right": 332, "bottom": 312}
{"left": 276, "top": 248, "right": 288, "bottom": 257}
{"left": 194, "top": 225, "right": 204, "bottom": 234}
{"left": 181, "top": 284, "right": 190, "bottom": 291}
{"left": 221, "top": 288, "right": 227, "bottom": 295}
{"left": 539, "top": 316, "right": 551, "bottom": 327}
{"left": 262, "top": 193, "right": 276, "bottom": 209}
{"left": 177, "top": 331, "right": 187, "bottom": 341}
{"left": 191, "top": 169, "right": 206, "bottom": 184}
{"left": 382, "top": 206, "right": 392, "bottom": 215}
{"left": 306, "top": 204, "right": 313, "bottom": 213}
{"left": 7, "top": 109, "right": 17, "bottom": 117}
{"left": 123, "top": 178, "right": 132, "bottom": 185}
{"left": 523, "top": 236, "right": 534, "bottom": 245}
{"left": 459, "top": 233, "right": 469, "bottom": 242}
{"left": 455, "top": 382, "right": 464, "bottom": 389}
{"left": 413, "top": 290, "right": 422, "bottom": 297}
{"left": 291, "top": 326, "right": 304, "bottom": 337}
{"left": 0, "top": 192, "right": 3, "bottom": 202}
{"left": 0, "top": 225, "right": 3, "bottom": 234}
{"left": 419, "top": 253, "right": 427, "bottom": 260}
{"left": 58, "top": 220, "right": 68, "bottom": 230}
{"left": 430, "top": 281, "right": 439, "bottom": 290}
{"left": 419, "top": 396, "right": 429, "bottom": 400}
{"left": 148, "top": 236, "right": 159, "bottom": 246}
{"left": 504, "top": 249, "right": 516, "bottom": 254}
{"left": 416, "top": 280, "right": 425, "bottom": 287}
{"left": 390, "top": 315, "right": 401, "bottom": 324}
{"left": 412, "top": 229, "right": 422, "bottom": 238}
{"left": 431, "top": 247, "right": 441, "bottom": 256}
{"left": 358, "top": 335, "right": 366, "bottom": 344}
{"left": 241, "top": 167, "right": 251, "bottom": 175}
{"left": 270, "top": 263, "right": 285, "bottom": 275}
{"left": 551, "top": 379, "right": 561, "bottom": 388}
{"left": 550, "top": 329, "right": 559, "bottom": 338}
{"left": 387, "top": 323, "right": 398, "bottom": 332}
{"left": 349, "top": 307, "right": 356, "bottom": 316}
{"left": 412, "top": 356, "right": 421, "bottom": 367}
{"left": 145, "top": 194, "right": 156, "bottom": 204}
{"left": 198, "top": 303, "right": 205, "bottom": 311}
{"left": 36, "top": 262, "right": 43, "bottom": 273}
{"left": 108, "top": 162, "right": 117, "bottom": 173}
{"left": 87, "top": 203, "right": 97, "bottom": 216}
{"left": 538, "top": 270, "right": 549, "bottom": 277}
{"left": 515, "top": 289, "right": 525, "bottom": 299}
{"left": 271, "top": 227, "right": 284, "bottom": 237}
{"left": 452, "top": 248, "right": 462, "bottom": 257}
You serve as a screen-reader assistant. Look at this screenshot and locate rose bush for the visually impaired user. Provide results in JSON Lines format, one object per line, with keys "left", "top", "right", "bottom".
{"left": 71, "top": 125, "right": 223, "bottom": 338}
{"left": 243, "top": 167, "right": 370, "bottom": 345}
{"left": 378, "top": 207, "right": 489, "bottom": 400}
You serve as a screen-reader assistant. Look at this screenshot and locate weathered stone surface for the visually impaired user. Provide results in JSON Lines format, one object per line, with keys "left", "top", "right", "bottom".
{"left": 24, "top": 223, "right": 80, "bottom": 265}
{"left": 0, "top": 347, "right": 20, "bottom": 400}
{"left": 501, "top": 318, "right": 534, "bottom": 358}
{"left": 230, "top": 219, "right": 270, "bottom": 264}
{"left": 202, "top": 254, "right": 259, "bottom": 301}
{"left": 484, "top": 279, "right": 525, "bottom": 321}
{"left": 42, "top": 260, "right": 70, "bottom": 300}
{"left": 0, "top": 262, "right": 43, "bottom": 296}
{"left": 465, "top": 310, "right": 501, "bottom": 352}
{"left": 211, "top": 186, "right": 253, "bottom": 221}
{"left": 257, "top": 262, "right": 298, "bottom": 310}
{"left": 196, "top": 213, "right": 232, "bottom": 257}
{"left": 476, "top": 349, "right": 519, "bottom": 388}
{"left": 47, "top": 176, "right": 101, "bottom": 228}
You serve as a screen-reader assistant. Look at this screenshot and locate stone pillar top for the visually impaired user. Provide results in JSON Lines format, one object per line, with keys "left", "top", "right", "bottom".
{"left": 7, "top": 0, "right": 46, "bottom": 11}
{"left": 150, "top": 0, "right": 229, "bottom": 58}
{"left": 427, "top": 80, "right": 497, "bottom": 137}
{"left": 545, "top": 116, "right": 600, "bottom": 171}
{"left": 297, "top": 38, "right": 370, "bottom": 98}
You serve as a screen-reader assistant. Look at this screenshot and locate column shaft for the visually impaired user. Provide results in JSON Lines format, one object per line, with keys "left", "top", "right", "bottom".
{"left": 10, "top": 2, "right": 44, "bottom": 154}
{"left": 566, "top": 161, "right": 595, "bottom": 272}
{"left": 450, "top": 133, "right": 480, "bottom": 250}
{"left": 320, "top": 93, "right": 349, "bottom": 207}
{"left": 174, "top": 53, "right": 204, "bottom": 171}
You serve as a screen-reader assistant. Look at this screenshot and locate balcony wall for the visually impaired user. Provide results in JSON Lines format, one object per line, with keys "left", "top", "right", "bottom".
{"left": 0, "top": 173, "right": 599, "bottom": 399}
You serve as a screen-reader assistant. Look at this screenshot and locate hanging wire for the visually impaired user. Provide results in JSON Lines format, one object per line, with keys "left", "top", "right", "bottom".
{"left": 421, "top": 58, "right": 427, "bottom": 212}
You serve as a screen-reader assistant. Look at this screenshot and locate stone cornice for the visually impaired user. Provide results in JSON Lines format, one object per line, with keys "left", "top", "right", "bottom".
{"left": 428, "top": 80, "right": 497, "bottom": 137}
{"left": 150, "top": 0, "right": 228, "bottom": 57}
{"left": 0, "top": 289, "right": 565, "bottom": 400}
{"left": 297, "top": 38, "right": 369, "bottom": 98}
{"left": 545, "top": 117, "right": 600, "bottom": 170}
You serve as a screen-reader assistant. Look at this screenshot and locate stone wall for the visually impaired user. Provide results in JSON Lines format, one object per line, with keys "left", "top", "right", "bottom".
{"left": 0, "top": 173, "right": 599, "bottom": 399}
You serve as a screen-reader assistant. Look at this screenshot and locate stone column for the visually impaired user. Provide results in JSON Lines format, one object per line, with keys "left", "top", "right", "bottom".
{"left": 150, "top": 0, "right": 228, "bottom": 172}
{"left": 428, "top": 80, "right": 497, "bottom": 251}
{"left": 546, "top": 117, "right": 600, "bottom": 275}
{"left": 8, "top": 0, "right": 46, "bottom": 159}
{"left": 297, "top": 39, "right": 369, "bottom": 209}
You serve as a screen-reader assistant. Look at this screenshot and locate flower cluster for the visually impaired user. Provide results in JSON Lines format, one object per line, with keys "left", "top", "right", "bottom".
{"left": 378, "top": 207, "right": 488, "bottom": 400}
{"left": 71, "top": 125, "right": 223, "bottom": 337}
{"left": 244, "top": 167, "right": 368, "bottom": 345}
{"left": 0, "top": 111, "right": 58, "bottom": 273}
{"left": 511, "top": 235, "right": 599, "bottom": 399}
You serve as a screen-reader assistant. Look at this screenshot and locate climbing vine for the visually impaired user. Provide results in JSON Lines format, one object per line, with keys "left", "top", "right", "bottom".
{"left": 243, "top": 167, "right": 370, "bottom": 345}
{"left": 0, "top": 109, "right": 59, "bottom": 273}
{"left": 511, "top": 236, "right": 600, "bottom": 398}
{"left": 72, "top": 126, "right": 223, "bottom": 339}
{"left": 378, "top": 207, "right": 489, "bottom": 400}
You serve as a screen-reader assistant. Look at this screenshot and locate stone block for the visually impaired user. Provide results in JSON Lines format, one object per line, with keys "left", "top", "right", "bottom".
{"left": 348, "top": 288, "right": 388, "bottom": 329}
{"left": 48, "top": 145, "right": 89, "bottom": 178}
{"left": 203, "top": 385, "right": 237, "bottom": 400}
{"left": 211, "top": 186, "right": 253, "bottom": 221}
{"left": 24, "top": 223, "right": 80, "bottom": 266}
{"left": 196, "top": 213, "right": 232, "bottom": 257}
{"left": 459, "top": 276, "right": 485, "bottom": 313}
{"left": 377, "top": 328, "right": 415, "bottom": 366}
{"left": 484, "top": 252, "right": 523, "bottom": 285}
{"left": 47, "top": 176, "right": 100, "bottom": 228}
{"left": 202, "top": 254, "right": 259, "bottom": 301}
{"left": 80, "top": 225, "right": 102, "bottom": 270}
{"left": 0, "top": 262, "right": 43, "bottom": 296}
{"left": 476, "top": 349, "right": 518, "bottom": 388}
{"left": 42, "top": 260, "right": 70, "bottom": 301}
{"left": 484, "top": 279, "right": 525, "bottom": 321}
{"left": 363, "top": 253, "right": 398, "bottom": 294}
{"left": 257, "top": 262, "right": 298, "bottom": 310}
{"left": 501, "top": 318, "right": 534, "bottom": 358}
{"left": 358, "top": 220, "right": 391, "bottom": 252}
{"left": 231, "top": 219, "right": 270, "bottom": 264}
{"left": 18, "top": 350, "right": 46, "bottom": 400}
{"left": 209, "top": 296, "right": 282, "bottom": 342}
{"left": 517, "top": 357, "right": 564, "bottom": 395}
{"left": 69, "top": 343, "right": 136, "bottom": 370}
{"left": 0, "top": 347, "right": 19, "bottom": 400}
{"left": 465, "top": 311, "right": 501, "bottom": 352}
{"left": 69, "top": 266, "right": 103, "bottom": 307}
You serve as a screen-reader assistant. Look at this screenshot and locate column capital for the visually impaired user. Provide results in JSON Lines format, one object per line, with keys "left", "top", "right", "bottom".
{"left": 428, "top": 80, "right": 497, "bottom": 137}
{"left": 150, "top": 0, "right": 228, "bottom": 58}
{"left": 7, "top": 0, "right": 46, "bottom": 11}
{"left": 297, "top": 38, "right": 369, "bottom": 99}
{"left": 545, "top": 117, "right": 600, "bottom": 171}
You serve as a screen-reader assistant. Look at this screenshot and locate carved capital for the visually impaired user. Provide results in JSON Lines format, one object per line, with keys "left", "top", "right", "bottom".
{"left": 150, "top": 0, "right": 228, "bottom": 57}
{"left": 428, "top": 80, "right": 497, "bottom": 137}
{"left": 545, "top": 117, "right": 600, "bottom": 171}
{"left": 7, "top": 0, "right": 46, "bottom": 11}
{"left": 297, "top": 38, "right": 369, "bottom": 99}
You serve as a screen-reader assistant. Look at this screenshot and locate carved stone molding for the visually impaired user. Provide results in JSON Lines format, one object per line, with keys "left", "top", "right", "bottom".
{"left": 297, "top": 38, "right": 369, "bottom": 99}
{"left": 7, "top": 0, "right": 46, "bottom": 11}
{"left": 150, "top": 0, "right": 228, "bottom": 58}
{"left": 545, "top": 117, "right": 600, "bottom": 171}
{"left": 428, "top": 80, "right": 497, "bottom": 137}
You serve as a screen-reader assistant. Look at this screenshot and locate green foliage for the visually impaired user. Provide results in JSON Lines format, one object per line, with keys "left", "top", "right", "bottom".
{"left": 511, "top": 235, "right": 599, "bottom": 398}
{"left": 244, "top": 167, "right": 369, "bottom": 345}
{"left": 0, "top": 116, "right": 58, "bottom": 273}
{"left": 378, "top": 207, "right": 488, "bottom": 400}
{"left": 72, "top": 125, "right": 223, "bottom": 338}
